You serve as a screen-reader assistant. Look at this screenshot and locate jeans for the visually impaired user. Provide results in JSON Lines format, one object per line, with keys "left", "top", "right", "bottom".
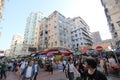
{"left": 0, "top": 70, "right": 7, "bottom": 79}
{"left": 69, "top": 72, "right": 74, "bottom": 80}
{"left": 33, "top": 72, "right": 38, "bottom": 80}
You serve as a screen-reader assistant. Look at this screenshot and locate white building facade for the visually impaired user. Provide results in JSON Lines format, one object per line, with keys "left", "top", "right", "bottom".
{"left": 69, "top": 17, "right": 93, "bottom": 50}
{"left": 24, "top": 12, "right": 43, "bottom": 47}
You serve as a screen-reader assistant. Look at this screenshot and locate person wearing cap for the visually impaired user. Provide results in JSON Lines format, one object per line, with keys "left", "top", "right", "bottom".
{"left": 83, "top": 58, "right": 107, "bottom": 80}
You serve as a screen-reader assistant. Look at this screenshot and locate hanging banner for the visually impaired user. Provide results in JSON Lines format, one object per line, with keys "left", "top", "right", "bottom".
{"left": 55, "top": 55, "right": 62, "bottom": 60}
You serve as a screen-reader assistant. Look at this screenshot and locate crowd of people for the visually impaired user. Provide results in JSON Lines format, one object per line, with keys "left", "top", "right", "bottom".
{"left": 63, "top": 53, "right": 120, "bottom": 80}
{"left": 0, "top": 52, "right": 120, "bottom": 80}
{"left": 0, "top": 59, "right": 40, "bottom": 80}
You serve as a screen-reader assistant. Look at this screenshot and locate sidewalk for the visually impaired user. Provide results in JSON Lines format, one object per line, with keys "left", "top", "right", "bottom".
{"left": 5, "top": 69, "right": 120, "bottom": 80}
{"left": 5, "top": 69, "right": 67, "bottom": 80}
{"left": 37, "top": 69, "right": 67, "bottom": 80}
{"left": 6, "top": 71, "right": 18, "bottom": 80}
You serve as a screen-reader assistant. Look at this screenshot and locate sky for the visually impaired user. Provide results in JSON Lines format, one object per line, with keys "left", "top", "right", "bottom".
{"left": 0, "top": 0, "right": 112, "bottom": 50}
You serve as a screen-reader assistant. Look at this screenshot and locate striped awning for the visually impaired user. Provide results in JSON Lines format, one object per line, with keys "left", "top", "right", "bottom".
{"left": 47, "top": 51, "right": 59, "bottom": 54}
{"left": 59, "top": 50, "right": 70, "bottom": 54}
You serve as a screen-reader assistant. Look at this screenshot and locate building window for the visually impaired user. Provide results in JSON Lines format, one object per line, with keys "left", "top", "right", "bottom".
{"left": 77, "top": 43, "right": 79, "bottom": 47}
{"left": 55, "top": 41, "right": 57, "bottom": 46}
{"left": 64, "top": 34, "right": 66, "bottom": 36}
{"left": 46, "top": 25, "right": 48, "bottom": 28}
{"left": 75, "top": 34, "right": 77, "bottom": 37}
{"left": 81, "top": 43, "right": 83, "bottom": 45}
{"left": 45, "top": 31, "right": 48, "bottom": 34}
{"left": 59, "top": 25, "right": 62, "bottom": 28}
{"left": 80, "top": 20, "right": 86, "bottom": 26}
{"left": 60, "top": 32, "right": 62, "bottom": 35}
{"left": 59, "top": 20, "right": 62, "bottom": 23}
{"left": 51, "top": 42, "right": 53, "bottom": 47}
{"left": 64, "top": 41, "right": 66, "bottom": 44}
{"left": 54, "top": 26, "right": 57, "bottom": 28}
{"left": 117, "top": 21, "right": 120, "bottom": 27}
{"left": 60, "top": 41, "right": 63, "bottom": 46}
{"left": 49, "top": 36, "right": 50, "bottom": 39}
{"left": 73, "top": 44, "right": 75, "bottom": 48}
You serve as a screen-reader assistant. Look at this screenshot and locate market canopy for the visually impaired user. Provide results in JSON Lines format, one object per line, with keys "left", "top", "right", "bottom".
{"left": 74, "top": 50, "right": 82, "bottom": 55}
{"left": 46, "top": 50, "right": 72, "bottom": 56}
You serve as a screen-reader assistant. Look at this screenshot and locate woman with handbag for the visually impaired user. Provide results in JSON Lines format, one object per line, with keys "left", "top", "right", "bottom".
{"left": 65, "top": 59, "right": 81, "bottom": 80}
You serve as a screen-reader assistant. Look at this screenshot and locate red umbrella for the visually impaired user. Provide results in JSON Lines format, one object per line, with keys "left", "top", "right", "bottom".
{"left": 81, "top": 50, "right": 88, "bottom": 53}
{"left": 47, "top": 50, "right": 59, "bottom": 54}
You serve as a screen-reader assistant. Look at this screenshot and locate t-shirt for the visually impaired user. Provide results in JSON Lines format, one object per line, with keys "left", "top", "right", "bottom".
{"left": 35, "top": 64, "right": 38, "bottom": 72}
{"left": 21, "top": 62, "right": 26, "bottom": 69}
{"left": 83, "top": 70, "right": 107, "bottom": 80}
{"left": 108, "top": 58, "right": 117, "bottom": 67}
{"left": 63, "top": 60, "right": 66, "bottom": 65}
{"left": 66, "top": 63, "right": 76, "bottom": 72}
{"left": 25, "top": 66, "right": 32, "bottom": 78}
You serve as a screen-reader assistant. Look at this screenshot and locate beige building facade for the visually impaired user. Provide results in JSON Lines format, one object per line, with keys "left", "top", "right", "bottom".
{"left": 35, "top": 18, "right": 48, "bottom": 50}
{"left": 10, "top": 34, "right": 24, "bottom": 57}
{"left": 4, "top": 49, "right": 11, "bottom": 57}
{"left": 0, "top": 0, "right": 4, "bottom": 21}
{"left": 35, "top": 11, "right": 72, "bottom": 51}
{"left": 101, "top": 0, "right": 120, "bottom": 47}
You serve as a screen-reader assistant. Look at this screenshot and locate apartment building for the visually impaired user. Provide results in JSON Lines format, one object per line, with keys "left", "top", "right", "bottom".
{"left": 4, "top": 49, "right": 11, "bottom": 57}
{"left": 35, "top": 11, "right": 72, "bottom": 50}
{"left": 35, "top": 18, "right": 48, "bottom": 50}
{"left": 101, "top": 0, "right": 120, "bottom": 47}
{"left": 0, "top": 0, "right": 4, "bottom": 21}
{"left": 24, "top": 12, "right": 43, "bottom": 48}
{"left": 10, "top": 34, "right": 23, "bottom": 57}
{"left": 92, "top": 31, "right": 102, "bottom": 44}
{"left": 69, "top": 17, "right": 93, "bottom": 50}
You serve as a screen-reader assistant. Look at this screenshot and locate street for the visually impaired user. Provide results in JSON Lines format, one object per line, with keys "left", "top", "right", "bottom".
{"left": 6, "top": 69, "right": 120, "bottom": 80}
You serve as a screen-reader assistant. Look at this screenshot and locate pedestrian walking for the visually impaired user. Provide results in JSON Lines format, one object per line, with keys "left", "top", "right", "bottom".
{"left": 48, "top": 62, "right": 53, "bottom": 75}
{"left": 100, "top": 58, "right": 105, "bottom": 73}
{"left": 33, "top": 61, "right": 39, "bottom": 80}
{"left": 62, "top": 59, "right": 67, "bottom": 72}
{"left": 65, "top": 59, "right": 80, "bottom": 80}
{"left": 20, "top": 60, "right": 27, "bottom": 74}
{"left": 22, "top": 60, "right": 35, "bottom": 80}
{"left": 83, "top": 58, "right": 107, "bottom": 80}
{"left": 12, "top": 60, "right": 17, "bottom": 72}
{"left": 0, "top": 62, "right": 8, "bottom": 80}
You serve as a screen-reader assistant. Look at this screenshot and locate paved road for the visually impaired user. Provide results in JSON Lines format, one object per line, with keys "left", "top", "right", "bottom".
{"left": 5, "top": 69, "right": 120, "bottom": 80}
{"left": 6, "top": 69, "right": 67, "bottom": 80}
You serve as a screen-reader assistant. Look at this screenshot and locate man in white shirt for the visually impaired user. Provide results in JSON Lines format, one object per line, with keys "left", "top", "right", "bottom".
{"left": 65, "top": 59, "right": 80, "bottom": 80}
{"left": 20, "top": 60, "right": 26, "bottom": 74}
{"left": 63, "top": 60, "right": 67, "bottom": 72}
{"left": 33, "top": 61, "right": 39, "bottom": 80}
{"left": 22, "top": 60, "right": 35, "bottom": 80}
{"left": 108, "top": 56, "right": 117, "bottom": 67}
